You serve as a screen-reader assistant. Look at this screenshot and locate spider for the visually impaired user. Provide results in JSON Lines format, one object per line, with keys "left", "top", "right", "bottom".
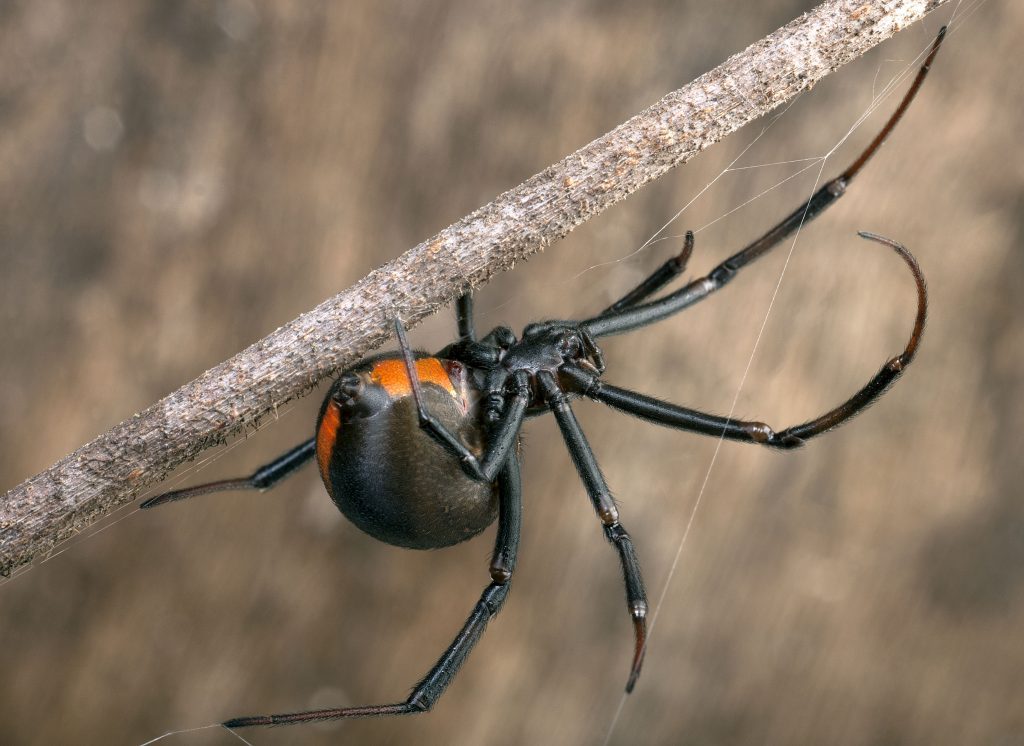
{"left": 140, "top": 29, "right": 943, "bottom": 729}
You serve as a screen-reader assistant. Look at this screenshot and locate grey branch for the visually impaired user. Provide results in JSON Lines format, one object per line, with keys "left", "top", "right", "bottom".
{"left": 0, "top": 0, "right": 948, "bottom": 576}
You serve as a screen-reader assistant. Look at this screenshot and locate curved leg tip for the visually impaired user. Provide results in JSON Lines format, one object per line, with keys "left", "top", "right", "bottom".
{"left": 626, "top": 615, "right": 647, "bottom": 694}
{"left": 139, "top": 492, "right": 176, "bottom": 509}
{"left": 625, "top": 671, "right": 640, "bottom": 694}
{"left": 222, "top": 715, "right": 271, "bottom": 729}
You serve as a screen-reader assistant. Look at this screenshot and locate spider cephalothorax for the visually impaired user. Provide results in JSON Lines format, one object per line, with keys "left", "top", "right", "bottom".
{"left": 139, "top": 28, "right": 943, "bottom": 731}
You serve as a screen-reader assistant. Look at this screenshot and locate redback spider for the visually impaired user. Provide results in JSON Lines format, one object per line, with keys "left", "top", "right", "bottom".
{"left": 140, "top": 28, "right": 944, "bottom": 730}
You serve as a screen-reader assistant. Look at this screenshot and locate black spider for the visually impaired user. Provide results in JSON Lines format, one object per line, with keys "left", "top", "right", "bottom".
{"left": 140, "top": 29, "right": 943, "bottom": 729}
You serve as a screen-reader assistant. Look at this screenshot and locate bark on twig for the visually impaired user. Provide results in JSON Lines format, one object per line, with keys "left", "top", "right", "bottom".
{"left": 1, "top": 0, "right": 948, "bottom": 576}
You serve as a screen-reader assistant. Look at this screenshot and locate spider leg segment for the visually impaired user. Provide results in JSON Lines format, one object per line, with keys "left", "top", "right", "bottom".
{"left": 441, "top": 299, "right": 515, "bottom": 368}
{"left": 537, "top": 371, "right": 648, "bottom": 692}
{"left": 566, "top": 232, "right": 926, "bottom": 447}
{"left": 602, "top": 230, "right": 695, "bottom": 315}
{"left": 456, "top": 293, "right": 476, "bottom": 343}
{"left": 223, "top": 451, "right": 523, "bottom": 728}
{"left": 581, "top": 26, "right": 944, "bottom": 340}
{"left": 394, "top": 317, "right": 529, "bottom": 483}
{"left": 139, "top": 438, "right": 316, "bottom": 509}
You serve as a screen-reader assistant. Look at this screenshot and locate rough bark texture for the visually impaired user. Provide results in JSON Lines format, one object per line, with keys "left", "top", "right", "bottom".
{"left": 0, "top": 0, "right": 947, "bottom": 575}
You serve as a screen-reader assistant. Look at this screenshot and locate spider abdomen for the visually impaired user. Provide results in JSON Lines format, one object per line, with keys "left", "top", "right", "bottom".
{"left": 316, "top": 356, "right": 497, "bottom": 549}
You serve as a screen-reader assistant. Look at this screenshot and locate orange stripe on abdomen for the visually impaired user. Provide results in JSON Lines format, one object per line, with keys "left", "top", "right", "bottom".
{"left": 316, "top": 400, "right": 342, "bottom": 489}
{"left": 370, "top": 358, "right": 456, "bottom": 399}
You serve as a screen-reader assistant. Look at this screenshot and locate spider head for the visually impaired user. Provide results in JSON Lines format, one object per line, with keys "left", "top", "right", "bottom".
{"left": 520, "top": 322, "right": 605, "bottom": 375}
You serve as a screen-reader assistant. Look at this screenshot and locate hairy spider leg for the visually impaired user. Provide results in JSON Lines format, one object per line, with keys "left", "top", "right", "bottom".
{"left": 139, "top": 438, "right": 316, "bottom": 509}
{"left": 401, "top": 317, "right": 652, "bottom": 693}
{"left": 456, "top": 293, "right": 476, "bottom": 342}
{"left": 223, "top": 451, "right": 523, "bottom": 727}
{"left": 563, "top": 233, "right": 926, "bottom": 448}
{"left": 601, "top": 230, "right": 695, "bottom": 315}
{"left": 536, "top": 371, "right": 649, "bottom": 691}
{"left": 580, "top": 26, "right": 945, "bottom": 339}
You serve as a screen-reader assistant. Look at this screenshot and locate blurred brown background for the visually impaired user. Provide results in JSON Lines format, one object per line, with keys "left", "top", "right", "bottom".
{"left": 2, "top": 1, "right": 1021, "bottom": 744}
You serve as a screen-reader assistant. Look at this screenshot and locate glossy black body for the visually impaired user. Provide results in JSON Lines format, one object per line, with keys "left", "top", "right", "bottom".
{"left": 317, "top": 355, "right": 498, "bottom": 549}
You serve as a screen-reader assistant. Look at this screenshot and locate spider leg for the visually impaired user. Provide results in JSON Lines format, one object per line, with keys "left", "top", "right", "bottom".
{"left": 223, "top": 452, "right": 522, "bottom": 728}
{"left": 600, "top": 231, "right": 695, "bottom": 315}
{"left": 139, "top": 438, "right": 316, "bottom": 509}
{"left": 537, "top": 370, "right": 648, "bottom": 693}
{"left": 565, "top": 233, "right": 926, "bottom": 447}
{"left": 395, "top": 318, "right": 529, "bottom": 482}
{"left": 456, "top": 292, "right": 476, "bottom": 342}
{"left": 581, "top": 27, "right": 944, "bottom": 339}
{"left": 441, "top": 296, "right": 517, "bottom": 368}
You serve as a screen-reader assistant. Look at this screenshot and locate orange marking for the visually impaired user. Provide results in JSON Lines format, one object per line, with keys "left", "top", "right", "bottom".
{"left": 316, "top": 400, "right": 342, "bottom": 490}
{"left": 370, "top": 358, "right": 457, "bottom": 399}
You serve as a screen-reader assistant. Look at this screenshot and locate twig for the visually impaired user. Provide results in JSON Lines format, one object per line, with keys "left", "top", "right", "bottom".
{"left": 0, "top": 0, "right": 949, "bottom": 576}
